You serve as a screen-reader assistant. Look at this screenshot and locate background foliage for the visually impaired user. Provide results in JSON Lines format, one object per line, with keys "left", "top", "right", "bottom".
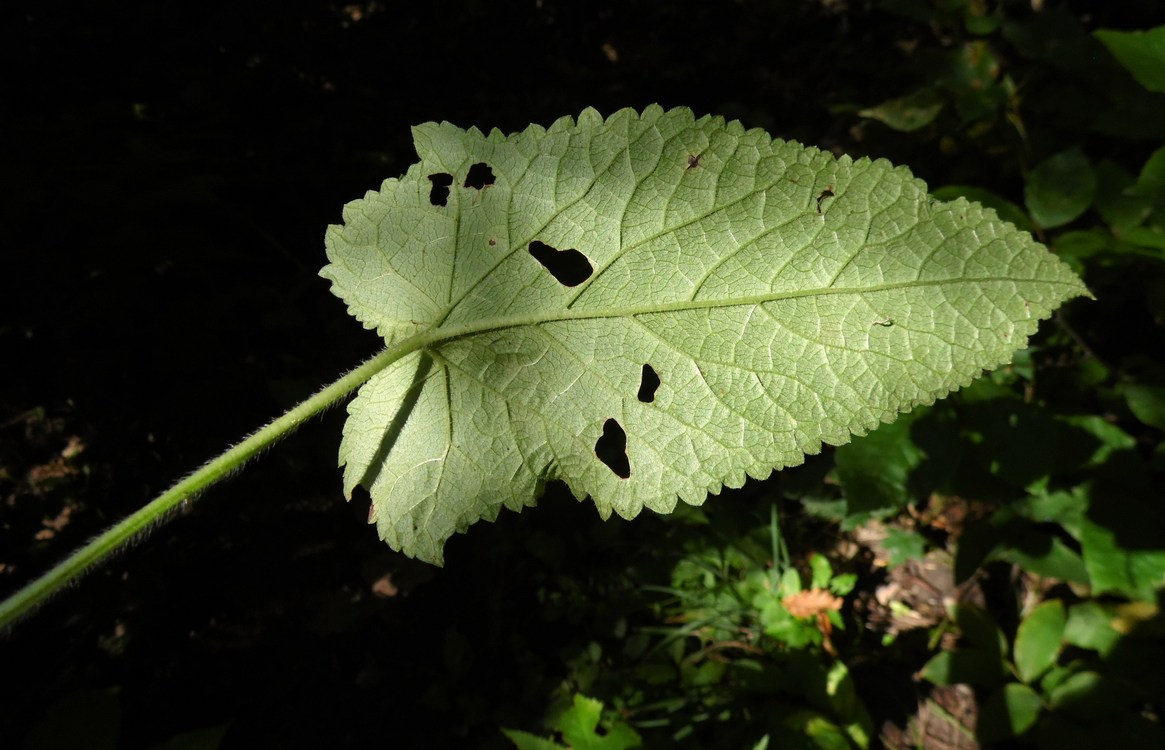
{"left": 2, "top": 1, "right": 1163, "bottom": 748}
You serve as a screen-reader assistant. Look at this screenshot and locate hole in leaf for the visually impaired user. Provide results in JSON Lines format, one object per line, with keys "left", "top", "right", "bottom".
{"left": 529, "top": 241, "right": 593, "bottom": 287}
{"left": 816, "top": 186, "right": 835, "bottom": 214}
{"left": 637, "top": 364, "right": 660, "bottom": 403}
{"left": 464, "top": 162, "right": 495, "bottom": 189}
{"left": 428, "top": 173, "right": 453, "bottom": 206}
{"left": 595, "top": 418, "right": 630, "bottom": 479}
{"left": 687, "top": 153, "right": 701, "bottom": 170}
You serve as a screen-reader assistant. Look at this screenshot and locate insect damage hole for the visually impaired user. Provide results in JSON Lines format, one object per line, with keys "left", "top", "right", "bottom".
{"left": 464, "top": 162, "right": 495, "bottom": 189}
{"left": 637, "top": 364, "right": 660, "bottom": 403}
{"left": 428, "top": 173, "right": 453, "bottom": 206}
{"left": 816, "top": 185, "right": 835, "bottom": 214}
{"left": 595, "top": 418, "right": 631, "bottom": 479}
{"left": 529, "top": 240, "right": 593, "bottom": 287}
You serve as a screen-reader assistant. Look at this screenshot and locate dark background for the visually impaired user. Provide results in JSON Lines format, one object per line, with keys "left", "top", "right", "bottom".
{"left": 2, "top": 1, "right": 1161, "bottom": 748}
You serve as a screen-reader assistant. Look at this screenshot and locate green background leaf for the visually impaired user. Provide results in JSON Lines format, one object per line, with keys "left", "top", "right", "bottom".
{"left": 1025, "top": 147, "right": 1097, "bottom": 229}
{"left": 859, "top": 88, "right": 944, "bottom": 132}
{"left": 881, "top": 528, "right": 928, "bottom": 568}
{"left": 1123, "top": 383, "right": 1165, "bottom": 430}
{"left": 1081, "top": 513, "right": 1165, "bottom": 600}
{"left": 1064, "top": 602, "right": 1122, "bottom": 654}
{"left": 919, "top": 649, "right": 1008, "bottom": 688}
{"left": 322, "top": 106, "right": 1088, "bottom": 563}
{"left": 834, "top": 411, "right": 927, "bottom": 517}
{"left": 977, "top": 683, "right": 1042, "bottom": 742}
{"left": 1014, "top": 600, "right": 1066, "bottom": 683}
{"left": 558, "top": 695, "right": 642, "bottom": 750}
{"left": 1095, "top": 26, "right": 1165, "bottom": 93}
{"left": 1132, "top": 145, "right": 1165, "bottom": 196}
{"left": 502, "top": 729, "right": 564, "bottom": 750}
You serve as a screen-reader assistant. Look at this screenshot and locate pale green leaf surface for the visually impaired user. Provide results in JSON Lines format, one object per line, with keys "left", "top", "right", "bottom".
{"left": 933, "top": 185, "right": 1031, "bottom": 231}
{"left": 321, "top": 106, "right": 1088, "bottom": 564}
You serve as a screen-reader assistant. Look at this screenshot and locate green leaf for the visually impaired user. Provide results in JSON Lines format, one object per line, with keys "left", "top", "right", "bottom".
{"left": 834, "top": 409, "right": 928, "bottom": 518}
{"left": 502, "top": 729, "right": 566, "bottom": 750}
{"left": 829, "top": 573, "right": 857, "bottom": 596}
{"left": 504, "top": 695, "right": 642, "bottom": 750}
{"left": 992, "top": 533, "right": 1089, "bottom": 585}
{"left": 1095, "top": 26, "right": 1165, "bottom": 93}
{"left": 1057, "top": 414, "right": 1138, "bottom": 472}
{"left": 1064, "top": 601, "right": 1122, "bottom": 654}
{"left": 1025, "top": 147, "right": 1097, "bottom": 229}
{"left": 859, "top": 88, "right": 944, "bottom": 132}
{"left": 953, "top": 603, "right": 1007, "bottom": 659}
{"left": 147, "top": 726, "right": 230, "bottom": 750}
{"left": 322, "top": 106, "right": 1089, "bottom": 564}
{"left": 1133, "top": 145, "right": 1165, "bottom": 197}
{"left": 1093, "top": 160, "right": 1152, "bottom": 233}
{"left": 882, "top": 527, "right": 928, "bottom": 568}
{"left": 1040, "top": 661, "right": 1086, "bottom": 695}
{"left": 1014, "top": 600, "right": 1066, "bottom": 684}
{"left": 919, "top": 649, "right": 1008, "bottom": 688}
{"left": 558, "top": 695, "right": 642, "bottom": 750}
{"left": 780, "top": 567, "right": 803, "bottom": 597}
{"left": 809, "top": 552, "right": 833, "bottom": 589}
{"left": 963, "top": 3, "right": 1001, "bottom": 37}
{"left": 775, "top": 710, "right": 853, "bottom": 750}
{"left": 976, "top": 683, "right": 1043, "bottom": 743}
{"left": 1011, "top": 488, "right": 1087, "bottom": 540}
{"left": 923, "top": 605, "right": 1010, "bottom": 688}
{"left": 941, "top": 41, "right": 1008, "bottom": 122}
{"left": 1081, "top": 513, "right": 1165, "bottom": 601}
{"left": 1118, "top": 224, "right": 1165, "bottom": 252}
{"left": 1052, "top": 229, "right": 1109, "bottom": 261}
{"left": 761, "top": 599, "right": 818, "bottom": 648}
{"left": 823, "top": 660, "right": 875, "bottom": 748}
{"left": 1123, "top": 383, "right": 1165, "bottom": 430}
{"left": 1047, "top": 671, "right": 1134, "bottom": 719}
{"left": 780, "top": 655, "right": 875, "bottom": 748}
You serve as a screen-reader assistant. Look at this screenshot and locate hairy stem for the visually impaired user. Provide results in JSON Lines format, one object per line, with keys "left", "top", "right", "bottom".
{"left": 0, "top": 346, "right": 406, "bottom": 631}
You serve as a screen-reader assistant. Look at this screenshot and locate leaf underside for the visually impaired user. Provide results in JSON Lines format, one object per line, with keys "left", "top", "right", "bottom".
{"left": 321, "top": 105, "right": 1088, "bottom": 564}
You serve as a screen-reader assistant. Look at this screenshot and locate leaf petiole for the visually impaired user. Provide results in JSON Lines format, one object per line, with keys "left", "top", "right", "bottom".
{"left": 0, "top": 345, "right": 407, "bottom": 631}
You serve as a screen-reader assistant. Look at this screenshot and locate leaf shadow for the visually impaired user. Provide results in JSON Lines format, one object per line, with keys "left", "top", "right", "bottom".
{"left": 1084, "top": 447, "right": 1162, "bottom": 552}
{"left": 357, "top": 351, "right": 436, "bottom": 491}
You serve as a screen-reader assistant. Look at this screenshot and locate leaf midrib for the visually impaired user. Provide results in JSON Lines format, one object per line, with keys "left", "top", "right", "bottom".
{"left": 409, "top": 274, "right": 1065, "bottom": 354}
